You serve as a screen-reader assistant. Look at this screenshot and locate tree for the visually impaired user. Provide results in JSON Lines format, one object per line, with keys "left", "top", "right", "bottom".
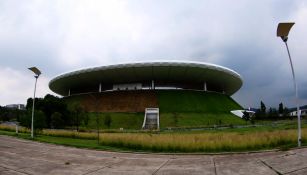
{"left": 268, "top": 107, "right": 278, "bottom": 118}
{"left": 260, "top": 101, "right": 266, "bottom": 114}
{"left": 0, "top": 106, "right": 26, "bottom": 122}
{"left": 26, "top": 94, "right": 69, "bottom": 128}
{"left": 34, "top": 110, "right": 47, "bottom": 131}
{"left": 278, "top": 103, "right": 284, "bottom": 116}
{"left": 88, "top": 93, "right": 102, "bottom": 143}
{"left": 20, "top": 110, "right": 46, "bottom": 134}
{"left": 254, "top": 101, "right": 266, "bottom": 119}
{"left": 242, "top": 111, "right": 250, "bottom": 122}
{"left": 19, "top": 111, "right": 31, "bottom": 128}
{"left": 173, "top": 112, "right": 179, "bottom": 127}
{"left": 69, "top": 104, "right": 85, "bottom": 131}
{"left": 26, "top": 98, "right": 44, "bottom": 111}
{"left": 83, "top": 113, "right": 89, "bottom": 126}
{"left": 96, "top": 112, "right": 101, "bottom": 143}
{"left": 42, "top": 94, "right": 68, "bottom": 128}
{"left": 283, "top": 107, "right": 290, "bottom": 117}
{"left": 0, "top": 106, "right": 8, "bottom": 121}
{"left": 51, "top": 112, "right": 64, "bottom": 129}
{"left": 104, "top": 114, "right": 112, "bottom": 129}
{"left": 43, "top": 95, "right": 61, "bottom": 128}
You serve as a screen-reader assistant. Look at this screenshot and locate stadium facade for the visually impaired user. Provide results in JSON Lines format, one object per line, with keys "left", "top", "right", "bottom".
{"left": 49, "top": 61, "right": 243, "bottom": 97}
{"left": 49, "top": 61, "right": 243, "bottom": 129}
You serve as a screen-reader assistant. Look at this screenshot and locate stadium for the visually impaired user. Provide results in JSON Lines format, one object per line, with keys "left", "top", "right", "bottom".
{"left": 49, "top": 61, "right": 244, "bottom": 129}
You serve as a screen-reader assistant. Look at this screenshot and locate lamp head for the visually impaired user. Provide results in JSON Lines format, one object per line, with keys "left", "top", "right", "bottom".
{"left": 277, "top": 22, "right": 295, "bottom": 42}
{"left": 28, "top": 67, "right": 41, "bottom": 77}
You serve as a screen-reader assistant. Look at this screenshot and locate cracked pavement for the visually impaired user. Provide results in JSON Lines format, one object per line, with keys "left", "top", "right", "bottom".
{"left": 1, "top": 135, "right": 307, "bottom": 175}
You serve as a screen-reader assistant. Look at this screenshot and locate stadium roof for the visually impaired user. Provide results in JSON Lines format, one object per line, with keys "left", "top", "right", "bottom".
{"left": 49, "top": 61, "right": 243, "bottom": 96}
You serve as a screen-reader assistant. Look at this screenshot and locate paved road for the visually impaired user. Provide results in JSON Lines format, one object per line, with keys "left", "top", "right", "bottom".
{"left": 1, "top": 135, "right": 307, "bottom": 175}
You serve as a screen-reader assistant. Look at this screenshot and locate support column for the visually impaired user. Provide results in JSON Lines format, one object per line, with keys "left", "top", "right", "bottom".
{"left": 203, "top": 82, "right": 207, "bottom": 91}
{"left": 68, "top": 89, "right": 71, "bottom": 96}
{"left": 99, "top": 83, "right": 102, "bottom": 92}
{"left": 151, "top": 80, "right": 155, "bottom": 90}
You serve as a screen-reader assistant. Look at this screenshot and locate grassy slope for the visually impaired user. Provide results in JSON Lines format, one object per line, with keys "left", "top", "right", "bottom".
{"left": 67, "top": 90, "right": 244, "bottom": 129}
{"left": 64, "top": 96, "right": 144, "bottom": 130}
{"left": 84, "top": 112, "right": 144, "bottom": 130}
{"left": 159, "top": 113, "right": 246, "bottom": 128}
{"left": 157, "top": 90, "right": 245, "bottom": 127}
{"left": 157, "top": 90, "right": 242, "bottom": 113}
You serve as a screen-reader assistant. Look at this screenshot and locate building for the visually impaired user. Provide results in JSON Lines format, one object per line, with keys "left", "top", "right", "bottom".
{"left": 49, "top": 61, "right": 243, "bottom": 112}
{"left": 49, "top": 61, "right": 242, "bottom": 97}
{"left": 5, "top": 104, "right": 25, "bottom": 110}
{"left": 289, "top": 109, "right": 307, "bottom": 116}
{"left": 49, "top": 61, "right": 243, "bottom": 129}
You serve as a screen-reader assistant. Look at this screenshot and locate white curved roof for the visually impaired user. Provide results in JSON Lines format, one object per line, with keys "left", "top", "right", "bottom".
{"left": 49, "top": 61, "right": 243, "bottom": 96}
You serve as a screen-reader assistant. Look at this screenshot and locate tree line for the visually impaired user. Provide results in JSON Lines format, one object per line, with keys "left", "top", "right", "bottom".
{"left": 25, "top": 94, "right": 90, "bottom": 130}
{"left": 0, "top": 94, "right": 89, "bottom": 131}
{"left": 254, "top": 101, "right": 291, "bottom": 119}
{"left": 0, "top": 106, "right": 25, "bottom": 122}
{"left": 0, "top": 94, "right": 115, "bottom": 133}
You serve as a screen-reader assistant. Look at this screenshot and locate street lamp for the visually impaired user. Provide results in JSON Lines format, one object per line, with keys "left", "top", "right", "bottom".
{"left": 277, "top": 22, "right": 301, "bottom": 147}
{"left": 28, "top": 67, "right": 41, "bottom": 138}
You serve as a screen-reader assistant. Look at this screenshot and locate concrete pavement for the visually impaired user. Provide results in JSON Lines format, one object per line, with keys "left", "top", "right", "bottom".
{"left": 1, "top": 135, "right": 307, "bottom": 175}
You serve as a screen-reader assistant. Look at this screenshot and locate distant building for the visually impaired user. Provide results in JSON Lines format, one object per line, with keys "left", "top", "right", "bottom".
{"left": 289, "top": 109, "right": 307, "bottom": 116}
{"left": 5, "top": 104, "right": 26, "bottom": 110}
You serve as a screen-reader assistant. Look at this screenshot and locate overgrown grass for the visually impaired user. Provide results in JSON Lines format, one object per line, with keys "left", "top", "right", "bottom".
{"left": 97, "top": 129, "right": 305, "bottom": 152}
{"left": 1, "top": 123, "right": 306, "bottom": 153}
{"left": 0, "top": 124, "right": 29, "bottom": 133}
{"left": 42, "top": 129, "right": 97, "bottom": 139}
{"left": 0, "top": 130, "right": 120, "bottom": 151}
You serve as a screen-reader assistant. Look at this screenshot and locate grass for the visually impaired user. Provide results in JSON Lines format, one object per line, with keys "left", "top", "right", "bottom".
{"left": 80, "top": 112, "right": 249, "bottom": 130}
{"left": 42, "top": 129, "right": 97, "bottom": 139}
{"left": 80, "top": 112, "right": 246, "bottom": 130}
{"left": 98, "top": 130, "right": 302, "bottom": 152}
{"left": 160, "top": 113, "right": 246, "bottom": 128}
{"left": 0, "top": 130, "right": 120, "bottom": 151}
{"left": 1, "top": 122, "right": 306, "bottom": 153}
{"left": 157, "top": 90, "right": 242, "bottom": 113}
{"left": 65, "top": 90, "right": 244, "bottom": 130}
{"left": 84, "top": 112, "right": 144, "bottom": 130}
{"left": 0, "top": 124, "right": 30, "bottom": 133}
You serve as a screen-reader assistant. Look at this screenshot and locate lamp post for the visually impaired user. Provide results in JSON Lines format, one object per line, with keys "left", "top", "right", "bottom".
{"left": 28, "top": 67, "right": 41, "bottom": 138}
{"left": 277, "top": 22, "right": 301, "bottom": 147}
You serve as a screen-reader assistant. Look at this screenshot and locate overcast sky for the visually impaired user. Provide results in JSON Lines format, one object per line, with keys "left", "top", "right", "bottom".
{"left": 0, "top": 0, "right": 307, "bottom": 109}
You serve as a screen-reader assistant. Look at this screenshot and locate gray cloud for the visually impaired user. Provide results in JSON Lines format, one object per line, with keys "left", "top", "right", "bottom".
{"left": 0, "top": 0, "right": 307, "bottom": 108}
